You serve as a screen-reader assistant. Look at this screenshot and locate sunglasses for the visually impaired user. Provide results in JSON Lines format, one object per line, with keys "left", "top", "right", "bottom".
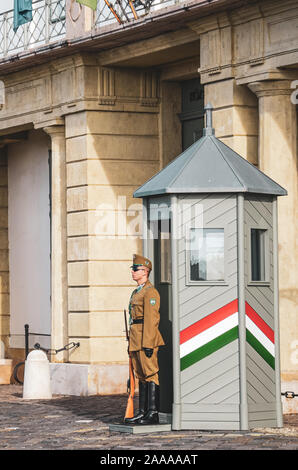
{"left": 131, "top": 266, "right": 146, "bottom": 272}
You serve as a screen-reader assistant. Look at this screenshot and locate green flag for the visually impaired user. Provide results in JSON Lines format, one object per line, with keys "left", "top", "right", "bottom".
{"left": 13, "top": 0, "right": 33, "bottom": 32}
{"left": 76, "top": 0, "right": 98, "bottom": 10}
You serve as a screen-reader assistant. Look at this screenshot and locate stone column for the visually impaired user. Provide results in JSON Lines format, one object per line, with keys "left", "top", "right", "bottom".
{"left": 204, "top": 79, "right": 259, "bottom": 165}
{"left": 0, "top": 147, "right": 9, "bottom": 361}
{"left": 248, "top": 80, "right": 298, "bottom": 392}
{"left": 43, "top": 123, "right": 68, "bottom": 363}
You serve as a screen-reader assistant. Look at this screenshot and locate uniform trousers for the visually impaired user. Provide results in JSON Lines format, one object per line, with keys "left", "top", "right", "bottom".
{"left": 130, "top": 348, "right": 159, "bottom": 385}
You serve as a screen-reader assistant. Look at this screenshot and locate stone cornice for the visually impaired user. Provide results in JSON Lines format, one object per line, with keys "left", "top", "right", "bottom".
{"left": 0, "top": 62, "right": 161, "bottom": 133}
{"left": 190, "top": 0, "right": 298, "bottom": 84}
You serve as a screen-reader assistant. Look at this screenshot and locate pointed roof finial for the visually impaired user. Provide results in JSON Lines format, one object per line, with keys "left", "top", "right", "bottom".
{"left": 203, "top": 103, "right": 215, "bottom": 136}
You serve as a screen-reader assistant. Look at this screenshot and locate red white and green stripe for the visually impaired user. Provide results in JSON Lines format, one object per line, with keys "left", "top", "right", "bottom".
{"left": 245, "top": 302, "right": 275, "bottom": 370}
{"left": 180, "top": 299, "right": 275, "bottom": 371}
{"left": 180, "top": 299, "right": 239, "bottom": 371}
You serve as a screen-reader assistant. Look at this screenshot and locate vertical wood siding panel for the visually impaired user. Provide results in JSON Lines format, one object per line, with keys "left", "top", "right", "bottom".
{"left": 244, "top": 196, "right": 276, "bottom": 428}
{"left": 178, "top": 194, "right": 240, "bottom": 429}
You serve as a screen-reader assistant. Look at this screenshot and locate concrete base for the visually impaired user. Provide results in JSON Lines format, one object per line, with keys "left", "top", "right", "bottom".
{"left": 109, "top": 413, "right": 172, "bottom": 433}
{"left": 50, "top": 362, "right": 128, "bottom": 396}
{"left": 109, "top": 423, "right": 172, "bottom": 434}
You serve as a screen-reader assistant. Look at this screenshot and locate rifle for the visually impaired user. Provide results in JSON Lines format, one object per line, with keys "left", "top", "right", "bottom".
{"left": 124, "top": 309, "right": 135, "bottom": 419}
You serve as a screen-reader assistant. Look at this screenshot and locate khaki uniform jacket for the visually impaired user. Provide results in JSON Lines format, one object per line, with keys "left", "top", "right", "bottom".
{"left": 128, "top": 280, "right": 165, "bottom": 352}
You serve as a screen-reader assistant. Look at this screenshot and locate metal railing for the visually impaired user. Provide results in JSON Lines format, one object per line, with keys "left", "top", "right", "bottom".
{"left": 0, "top": 0, "right": 66, "bottom": 59}
{"left": 0, "top": 0, "right": 186, "bottom": 60}
{"left": 12, "top": 324, "right": 80, "bottom": 385}
{"left": 95, "top": 0, "right": 180, "bottom": 28}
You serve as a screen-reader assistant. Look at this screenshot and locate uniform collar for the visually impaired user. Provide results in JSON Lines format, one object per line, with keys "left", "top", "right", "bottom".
{"left": 136, "top": 282, "right": 145, "bottom": 291}
{"left": 136, "top": 279, "right": 152, "bottom": 291}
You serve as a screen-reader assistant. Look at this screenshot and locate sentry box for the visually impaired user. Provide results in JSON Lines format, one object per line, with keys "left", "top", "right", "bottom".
{"left": 134, "top": 104, "right": 287, "bottom": 431}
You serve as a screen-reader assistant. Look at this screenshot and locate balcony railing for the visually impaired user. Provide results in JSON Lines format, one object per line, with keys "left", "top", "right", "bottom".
{"left": 95, "top": 0, "right": 179, "bottom": 28}
{"left": 0, "top": 0, "right": 66, "bottom": 59}
{"left": 0, "top": 0, "right": 185, "bottom": 60}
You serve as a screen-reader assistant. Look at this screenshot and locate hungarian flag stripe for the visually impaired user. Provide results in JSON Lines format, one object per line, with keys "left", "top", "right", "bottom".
{"left": 180, "top": 300, "right": 239, "bottom": 371}
{"left": 181, "top": 327, "right": 238, "bottom": 371}
{"left": 245, "top": 302, "right": 274, "bottom": 343}
{"left": 245, "top": 302, "right": 275, "bottom": 369}
{"left": 180, "top": 312, "right": 238, "bottom": 359}
{"left": 245, "top": 316, "right": 275, "bottom": 357}
{"left": 180, "top": 299, "right": 238, "bottom": 345}
{"left": 179, "top": 299, "right": 275, "bottom": 372}
{"left": 246, "top": 330, "right": 275, "bottom": 370}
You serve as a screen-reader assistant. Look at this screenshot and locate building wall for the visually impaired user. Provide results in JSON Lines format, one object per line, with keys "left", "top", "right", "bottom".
{"left": 0, "top": 0, "right": 296, "bottom": 402}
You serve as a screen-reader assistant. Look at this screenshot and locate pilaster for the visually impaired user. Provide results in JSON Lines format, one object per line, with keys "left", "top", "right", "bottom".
{"left": 0, "top": 147, "right": 9, "bottom": 358}
{"left": 42, "top": 122, "right": 68, "bottom": 363}
{"left": 65, "top": 104, "right": 160, "bottom": 365}
{"left": 204, "top": 79, "right": 258, "bottom": 165}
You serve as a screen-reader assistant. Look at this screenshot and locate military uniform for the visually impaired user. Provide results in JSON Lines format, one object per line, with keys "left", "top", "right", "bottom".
{"left": 124, "top": 254, "right": 165, "bottom": 425}
{"left": 128, "top": 278, "right": 165, "bottom": 385}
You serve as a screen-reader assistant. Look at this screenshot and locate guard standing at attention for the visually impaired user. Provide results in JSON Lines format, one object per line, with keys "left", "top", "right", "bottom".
{"left": 124, "top": 254, "right": 165, "bottom": 425}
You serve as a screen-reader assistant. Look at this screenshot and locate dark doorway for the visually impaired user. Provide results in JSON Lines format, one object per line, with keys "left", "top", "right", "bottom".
{"left": 180, "top": 78, "right": 204, "bottom": 151}
{"left": 154, "top": 218, "right": 173, "bottom": 414}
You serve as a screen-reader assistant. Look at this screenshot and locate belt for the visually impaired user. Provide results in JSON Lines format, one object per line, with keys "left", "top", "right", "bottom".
{"left": 131, "top": 319, "right": 144, "bottom": 324}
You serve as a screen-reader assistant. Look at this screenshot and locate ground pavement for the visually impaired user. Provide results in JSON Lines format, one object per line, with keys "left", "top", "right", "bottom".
{"left": 0, "top": 385, "right": 297, "bottom": 452}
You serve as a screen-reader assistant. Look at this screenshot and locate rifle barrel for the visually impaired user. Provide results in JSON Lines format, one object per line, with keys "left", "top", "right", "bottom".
{"left": 124, "top": 309, "right": 129, "bottom": 341}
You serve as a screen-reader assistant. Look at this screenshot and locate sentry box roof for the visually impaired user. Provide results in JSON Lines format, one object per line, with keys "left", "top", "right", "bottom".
{"left": 134, "top": 104, "right": 287, "bottom": 199}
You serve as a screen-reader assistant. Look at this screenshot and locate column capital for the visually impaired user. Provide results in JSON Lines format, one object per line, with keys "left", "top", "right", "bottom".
{"left": 247, "top": 80, "right": 293, "bottom": 98}
{"left": 43, "top": 125, "right": 65, "bottom": 138}
{"left": 34, "top": 117, "right": 65, "bottom": 134}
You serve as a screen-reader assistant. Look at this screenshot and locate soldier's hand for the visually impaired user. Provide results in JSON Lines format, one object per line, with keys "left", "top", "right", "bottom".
{"left": 143, "top": 348, "right": 153, "bottom": 358}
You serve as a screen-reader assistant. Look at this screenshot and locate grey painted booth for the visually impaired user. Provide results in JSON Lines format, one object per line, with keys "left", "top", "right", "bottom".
{"left": 134, "top": 104, "right": 287, "bottom": 431}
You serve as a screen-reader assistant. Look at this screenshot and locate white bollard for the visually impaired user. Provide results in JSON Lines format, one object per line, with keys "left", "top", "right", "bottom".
{"left": 23, "top": 350, "right": 52, "bottom": 399}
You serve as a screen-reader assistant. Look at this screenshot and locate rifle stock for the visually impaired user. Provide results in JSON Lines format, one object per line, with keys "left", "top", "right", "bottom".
{"left": 124, "top": 309, "right": 135, "bottom": 419}
{"left": 124, "top": 356, "right": 135, "bottom": 419}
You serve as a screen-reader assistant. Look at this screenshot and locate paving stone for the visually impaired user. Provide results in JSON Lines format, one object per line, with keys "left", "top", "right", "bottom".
{"left": 0, "top": 384, "right": 297, "bottom": 451}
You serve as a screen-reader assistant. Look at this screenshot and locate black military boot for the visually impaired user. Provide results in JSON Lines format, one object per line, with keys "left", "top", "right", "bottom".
{"left": 124, "top": 381, "right": 148, "bottom": 425}
{"left": 137, "top": 382, "right": 159, "bottom": 425}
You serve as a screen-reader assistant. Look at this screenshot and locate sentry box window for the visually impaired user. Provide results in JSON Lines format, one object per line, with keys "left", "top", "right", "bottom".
{"left": 189, "top": 228, "right": 225, "bottom": 282}
{"left": 250, "top": 228, "right": 267, "bottom": 282}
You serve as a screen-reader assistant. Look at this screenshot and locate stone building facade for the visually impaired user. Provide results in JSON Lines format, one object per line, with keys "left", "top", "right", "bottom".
{"left": 0, "top": 0, "right": 296, "bottom": 412}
